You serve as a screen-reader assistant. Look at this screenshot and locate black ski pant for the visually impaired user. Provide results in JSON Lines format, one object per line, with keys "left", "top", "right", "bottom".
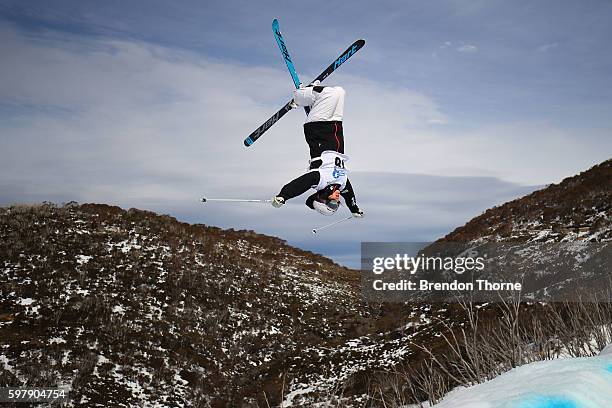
{"left": 304, "top": 121, "right": 344, "bottom": 159}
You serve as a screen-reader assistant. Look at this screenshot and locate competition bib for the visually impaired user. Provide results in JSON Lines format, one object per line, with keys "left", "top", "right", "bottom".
{"left": 313, "top": 151, "right": 349, "bottom": 191}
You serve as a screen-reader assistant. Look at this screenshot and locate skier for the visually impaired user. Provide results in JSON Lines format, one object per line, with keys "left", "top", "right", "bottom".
{"left": 271, "top": 82, "right": 364, "bottom": 217}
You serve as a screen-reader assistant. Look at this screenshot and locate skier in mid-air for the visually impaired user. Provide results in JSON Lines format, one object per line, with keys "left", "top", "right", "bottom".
{"left": 271, "top": 82, "right": 364, "bottom": 217}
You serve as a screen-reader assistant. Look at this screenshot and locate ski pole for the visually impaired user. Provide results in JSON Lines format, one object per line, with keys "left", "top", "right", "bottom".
{"left": 312, "top": 215, "right": 353, "bottom": 234}
{"left": 201, "top": 198, "right": 272, "bottom": 204}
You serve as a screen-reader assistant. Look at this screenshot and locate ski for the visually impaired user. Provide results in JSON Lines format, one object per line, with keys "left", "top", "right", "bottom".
{"left": 272, "top": 18, "right": 310, "bottom": 116}
{"left": 244, "top": 39, "right": 365, "bottom": 147}
{"left": 272, "top": 18, "right": 301, "bottom": 89}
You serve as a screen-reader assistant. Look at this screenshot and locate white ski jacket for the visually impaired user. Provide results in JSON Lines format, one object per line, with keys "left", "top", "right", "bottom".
{"left": 293, "top": 86, "right": 345, "bottom": 123}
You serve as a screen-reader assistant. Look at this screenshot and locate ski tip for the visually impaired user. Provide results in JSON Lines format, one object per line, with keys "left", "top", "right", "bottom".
{"left": 272, "top": 18, "right": 279, "bottom": 28}
{"left": 201, "top": 198, "right": 207, "bottom": 203}
{"left": 244, "top": 136, "right": 254, "bottom": 147}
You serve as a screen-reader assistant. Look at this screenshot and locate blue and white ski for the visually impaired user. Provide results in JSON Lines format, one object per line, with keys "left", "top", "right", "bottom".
{"left": 272, "top": 18, "right": 310, "bottom": 116}
{"left": 244, "top": 38, "right": 366, "bottom": 147}
{"left": 272, "top": 19, "right": 301, "bottom": 89}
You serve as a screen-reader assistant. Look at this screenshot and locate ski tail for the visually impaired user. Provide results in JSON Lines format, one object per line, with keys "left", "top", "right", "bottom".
{"left": 244, "top": 39, "right": 366, "bottom": 148}
{"left": 273, "top": 18, "right": 310, "bottom": 116}
{"left": 272, "top": 19, "right": 301, "bottom": 89}
{"left": 244, "top": 102, "right": 293, "bottom": 146}
{"left": 314, "top": 39, "right": 365, "bottom": 83}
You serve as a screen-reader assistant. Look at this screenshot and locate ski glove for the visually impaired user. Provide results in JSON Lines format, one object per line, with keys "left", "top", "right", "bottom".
{"left": 271, "top": 196, "right": 285, "bottom": 208}
{"left": 350, "top": 205, "right": 364, "bottom": 218}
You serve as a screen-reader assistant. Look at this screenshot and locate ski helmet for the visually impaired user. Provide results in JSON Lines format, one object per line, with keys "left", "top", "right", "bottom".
{"left": 312, "top": 185, "right": 341, "bottom": 216}
{"left": 312, "top": 198, "right": 340, "bottom": 216}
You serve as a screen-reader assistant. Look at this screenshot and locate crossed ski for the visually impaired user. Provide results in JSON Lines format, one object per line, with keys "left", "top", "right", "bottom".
{"left": 272, "top": 18, "right": 311, "bottom": 116}
{"left": 272, "top": 19, "right": 301, "bottom": 89}
{"left": 203, "top": 20, "right": 364, "bottom": 233}
{"left": 244, "top": 22, "right": 365, "bottom": 147}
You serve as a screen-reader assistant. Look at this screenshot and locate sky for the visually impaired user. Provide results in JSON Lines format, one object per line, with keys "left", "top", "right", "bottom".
{"left": 1, "top": 0, "right": 611, "bottom": 267}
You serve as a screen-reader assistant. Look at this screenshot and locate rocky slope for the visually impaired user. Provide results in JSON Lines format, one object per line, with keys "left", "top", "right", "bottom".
{"left": 426, "top": 159, "right": 612, "bottom": 303}
{"left": 440, "top": 159, "right": 611, "bottom": 243}
{"left": 0, "top": 159, "right": 610, "bottom": 407}
{"left": 1, "top": 203, "right": 451, "bottom": 407}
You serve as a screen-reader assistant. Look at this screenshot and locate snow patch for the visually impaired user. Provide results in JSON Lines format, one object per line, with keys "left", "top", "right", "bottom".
{"left": 433, "top": 350, "right": 612, "bottom": 408}
{"left": 513, "top": 396, "right": 578, "bottom": 408}
{"left": 76, "top": 255, "right": 92, "bottom": 265}
{"left": 599, "top": 343, "right": 612, "bottom": 356}
{"left": 0, "top": 354, "right": 13, "bottom": 372}
{"left": 112, "top": 305, "right": 125, "bottom": 315}
{"left": 283, "top": 385, "right": 315, "bottom": 407}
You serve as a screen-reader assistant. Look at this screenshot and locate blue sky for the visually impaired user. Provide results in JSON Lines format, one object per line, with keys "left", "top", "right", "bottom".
{"left": 1, "top": 1, "right": 611, "bottom": 267}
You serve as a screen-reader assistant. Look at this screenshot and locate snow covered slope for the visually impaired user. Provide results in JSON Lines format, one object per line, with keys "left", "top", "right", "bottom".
{"left": 431, "top": 346, "right": 612, "bottom": 408}
{"left": 0, "top": 203, "right": 439, "bottom": 406}
{"left": 440, "top": 159, "right": 610, "bottom": 244}
{"left": 1, "top": 159, "right": 609, "bottom": 407}
{"left": 420, "top": 159, "right": 612, "bottom": 303}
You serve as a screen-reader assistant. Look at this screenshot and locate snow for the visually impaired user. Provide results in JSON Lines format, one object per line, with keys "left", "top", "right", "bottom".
{"left": 112, "top": 305, "right": 125, "bottom": 315}
{"left": 600, "top": 344, "right": 612, "bottom": 357}
{"left": 533, "top": 229, "right": 553, "bottom": 241}
{"left": 429, "top": 349, "right": 612, "bottom": 408}
{"left": 283, "top": 385, "right": 316, "bottom": 407}
{"left": 61, "top": 350, "right": 70, "bottom": 366}
{"left": 76, "top": 254, "right": 92, "bottom": 265}
{"left": 0, "top": 354, "right": 13, "bottom": 373}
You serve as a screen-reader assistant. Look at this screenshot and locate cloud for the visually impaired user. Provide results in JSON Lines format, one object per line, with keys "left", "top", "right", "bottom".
{"left": 537, "top": 42, "right": 559, "bottom": 52}
{"left": 0, "top": 21, "right": 448, "bottom": 208}
{"left": 438, "top": 41, "right": 478, "bottom": 53}
{"left": 1, "top": 23, "right": 607, "bottom": 192}
{"left": 272, "top": 171, "right": 540, "bottom": 268}
{"left": 345, "top": 118, "right": 610, "bottom": 185}
{"left": 141, "top": 170, "right": 538, "bottom": 268}
{"left": 457, "top": 44, "right": 478, "bottom": 53}
{"left": 1, "top": 22, "right": 610, "bottom": 266}
{"left": 0, "top": 22, "right": 305, "bottom": 201}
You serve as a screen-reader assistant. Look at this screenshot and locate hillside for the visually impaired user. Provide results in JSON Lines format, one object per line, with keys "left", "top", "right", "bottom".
{"left": 0, "top": 203, "right": 372, "bottom": 406}
{"left": 0, "top": 159, "right": 610, "bottom": 407}
{"left": 420, "top": 159, "right": 612, "bottom": 303}
{"left": 1, "top": 203, "right": 453, "bottom": 406}
{"left": 440, "top": 159, "right": 611, "bottom": 243}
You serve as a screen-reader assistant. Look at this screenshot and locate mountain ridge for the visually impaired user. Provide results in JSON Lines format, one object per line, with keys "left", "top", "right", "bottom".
{"left": 439, "top": 159, "right": 611, "bottom": 243}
